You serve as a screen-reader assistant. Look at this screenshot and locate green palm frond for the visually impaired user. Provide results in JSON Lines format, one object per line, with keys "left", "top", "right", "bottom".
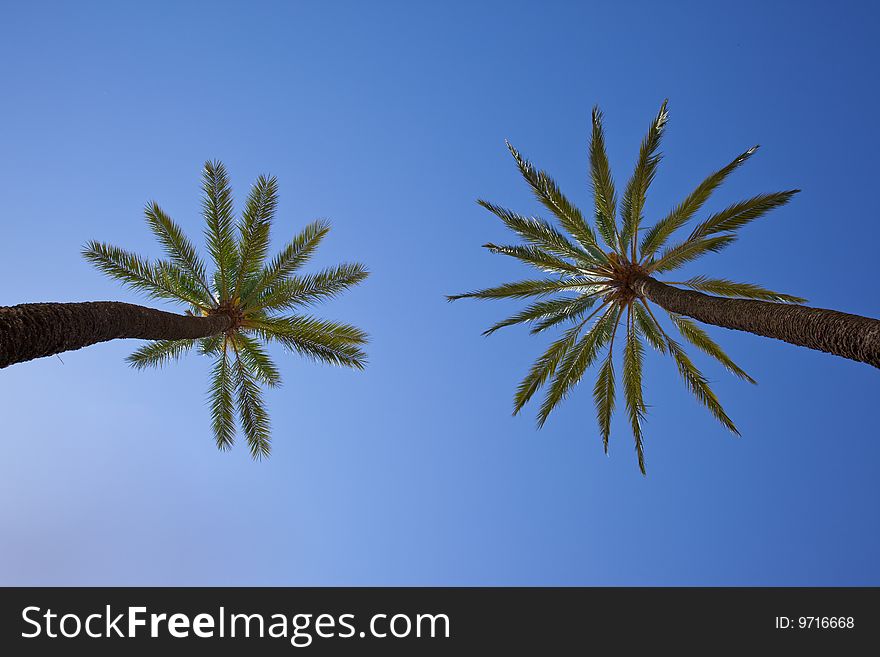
{"left": 234, "top": 174, "right": 278, "bottom": 298}
{"left": 144, "top": 201, "right": 213, "bottom": 300}
{"left": 622, "top": 309, "right": 647, "bottom": 474}
{"left": 82, "top": 241, "right": 163, "bottom": 296}
{"left": 477, "top": 200, "right": 597, "bottom": 264}
{"left": 619, "top": 100, "right": 668, "bottom": 256}
{"left": 241, "top": 219, "right": 331, "bottom": 305}
{"left": 82, "top": 242, "right": 208, "bottom": 308}
{"left": 198, "top": 334, "right": 224, "bottom": 356}
{"left": 482, "top": 295, "right": 596, "bottom": 336}
{"left": 528, "top": 293, "right": 604, "bottom": 334}
{"left": 201, "top": 160, "right": 237, "bottom": 300}
{"left": 453, "top": 101, "right": 800, "bottom": 473}
{"left": 589, "top": 106, "right": 619, "bottom": 248}
{"left": 639, "top": 146, "right": 758, "bottom": 259}
{"left": 537, "top": 304, "right": 617, "bottom": 427}
{"left": 126, "top": 338, "right": 196, "bottom": 369}
{"left": 647, "top": 234, "right": 737, "bottom": 273}
{"left": 504, "top": 144, "right": 608, "bottom": 261}
{"left": 232, "top": 348, "right": 271, "bottom": 459}
{"left": 248, "top": 315, "right": 368, "bottom": 370}
{"left": 234, "top": 332, "right": 281, "bottom": 388}
{"left": 209, "top": 346, "right": 236, "bottom": 451}
{"left": 632, "top": 301, "right": 666, "bottom": 354}
{"left": 593, "top": 347, "right": 616, "bottom": 453}
{"left": 667, "top": 312, "right": 755, "bottom": 384}
{"left": 153, "top": 261, "right": 215, "bottom": 309}
{"left": 255, "top": 263, "right": 369, "bottom": 313}
{"left": 448, "top": 278, "right": 609, "bottom": 301}
{"left": 688, "top": 190, "right": 799, "bottom": 240}
{"left": 668, "top": 276, "right": 806, "bottom": 303}
{"left": 666, "top": 337, "right": 739, "bottom": 435}
{"left": 513, "top": 323, "right": 583, "bottom": 415}
{"left": 483, "top": 243, "right": 583, "bottom": 275}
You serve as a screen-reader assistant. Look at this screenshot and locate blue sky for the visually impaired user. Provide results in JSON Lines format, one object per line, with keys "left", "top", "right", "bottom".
{"left": 1, "top": 0, "right": 878, "bottom": 585}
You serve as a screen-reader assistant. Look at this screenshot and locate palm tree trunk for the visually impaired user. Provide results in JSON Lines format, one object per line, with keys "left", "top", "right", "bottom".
{"left": 0, "top": 301, "right": 232, "bottom": 369}
{"left": 633, "top": 276, "right": 880, "bottom": 368}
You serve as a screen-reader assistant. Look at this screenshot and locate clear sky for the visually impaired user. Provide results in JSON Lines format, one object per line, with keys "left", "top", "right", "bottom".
{"left": 1, "top": 1, "right": 878, "bottom": 585}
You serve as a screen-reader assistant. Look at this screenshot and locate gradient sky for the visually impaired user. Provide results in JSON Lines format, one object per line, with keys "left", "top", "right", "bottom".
{"left": 1, "top": 1, "right": 878, "bottom": 585}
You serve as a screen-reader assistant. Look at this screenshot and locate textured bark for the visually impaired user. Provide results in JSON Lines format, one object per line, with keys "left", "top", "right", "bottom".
{"left": 634, "top": 276, "right": 880, "bottom": 368}
{"left": 0, "top": 301, "right": 232, "bottom": 369}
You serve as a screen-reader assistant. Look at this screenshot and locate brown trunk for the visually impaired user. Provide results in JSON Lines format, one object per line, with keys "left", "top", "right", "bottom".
{"left": 0, "top": 301, "right": 232, "bottom": 369}
{"left": 633, "top": 276, "right": 880, "bottom": 368}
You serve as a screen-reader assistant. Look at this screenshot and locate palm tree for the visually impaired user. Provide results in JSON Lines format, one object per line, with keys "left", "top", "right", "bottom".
{"left": 0, "top": 161, "right": 369, "bottom": 458}
{"left": 449, "top": 101, "right": 880, "bottom": 474}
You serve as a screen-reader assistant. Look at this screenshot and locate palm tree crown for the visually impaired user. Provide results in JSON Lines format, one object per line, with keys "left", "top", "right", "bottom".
{"left": 83, "top": 161, "right": 369, "bottom": 458}
{"left": 450, "top": 101, "right": 803, "bottom": 474}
